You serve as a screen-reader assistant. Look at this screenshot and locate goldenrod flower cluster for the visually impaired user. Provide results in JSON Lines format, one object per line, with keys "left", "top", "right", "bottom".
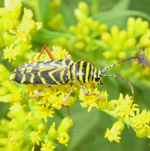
{"left": 0, "top": 0, "right": 150, "bottom": 150}
{"left": 101, "top": 18, "right": 150, "bottom": 84}
{"left": 69, "top": 2, "right": 108, "bottom": 52}
{"left": 1, "top": 0, "right": 41, "bottom": 63}
{"left": 1, "top": 45, "right": 150, "bottom": 150}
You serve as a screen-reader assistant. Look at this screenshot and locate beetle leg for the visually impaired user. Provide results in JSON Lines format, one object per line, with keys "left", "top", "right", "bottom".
{"left": 92, "top": 83, "right": 95, "bottom": 89}
{"left": 28, "top": 86, "right": 51, "bottom": 99}
{"left": 81, "top": 84, "right": 105, "bottom": 100}
{"left": 64, "top": 53, "right": 71, "bottom": 59}
{"left": 31, "top": 55, "right": 36, "bottom": 62}
{"left": 37, "top": 45, "right": 55, "bottom": 60}
{"left": 62, "top": 84, "right": 73, "bottom": 105}
{"left": 62, "top": 84, "right": 73, "bottom": 114}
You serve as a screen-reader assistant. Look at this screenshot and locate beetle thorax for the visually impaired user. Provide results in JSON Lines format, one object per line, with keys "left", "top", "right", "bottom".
{"left": 93, "top": 69, "right": 102, "bottom": 84}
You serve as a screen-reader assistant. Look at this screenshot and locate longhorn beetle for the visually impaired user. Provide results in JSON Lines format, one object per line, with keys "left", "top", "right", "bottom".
{"left": 10, "top": 46, "right": 141, "bottom": 109}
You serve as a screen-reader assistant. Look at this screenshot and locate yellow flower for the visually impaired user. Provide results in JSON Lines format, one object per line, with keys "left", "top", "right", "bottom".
{"left": 1, "top": 1, "right": 42, "bottom": 62}
{"left": 130, "top": 109, "right": 150, "bottom": 138}
{"left": 8, "top": 131, "right": 23, "bottom": 144}
{"left": 9, "top": 103, "right": 22, "bottom": 114}
{"left": 52, "top": 46, "right": 71, "bottom": 60}
{"left": 74, "top": 2, "right": 89, "bottom": 21}
{"left": 0, "top": 64, "right": 10, "bottom": 81}
{"left": 79, "top": 85, "right": 108, "bottom": 112}
{"left": 29, "top": 131, "right": 41, "bottom": 145}
{"left": 131, "top": 109, "right": 150, "bottom": 129}
{"left": 41, "top": 140, "right": 56, "bottom": 151}
{"left": 48, "top": 90, "right": 65, "bottom": 110}
{"left": 108, "top": 94, "right": 135, "bottom": 121}
{"left": 57, "top": 132, "right": 70, "bottom": 146}
{"left": 3, "top": 44, "right": 20, "bottom": 62}
{"left": 57, "top": 117, "right": 73, "bottom": 133}
{"left": 48, "top": 122, "right": 57, "bottom": 140}
{"left": 35, "top": 105, "right": 55, "bottom": 123}
{"left": 105, "top": 121, "right": 124, "bottom": 143}
{"left": 11, "top": 89, "right": 22, "bottom": 102}
{"left": 4, "top": 0, "right": 22, "bottom": 20}
{"left": 16, "top": 26, "right": 31, "bottom": 42}
{"left": 27, "top": 112, "right": 44, "bottom": 131}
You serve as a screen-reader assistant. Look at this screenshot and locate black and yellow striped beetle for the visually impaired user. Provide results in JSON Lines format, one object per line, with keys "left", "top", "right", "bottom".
{"left": 10, "top": 46, "right": 140, "bottom": 109}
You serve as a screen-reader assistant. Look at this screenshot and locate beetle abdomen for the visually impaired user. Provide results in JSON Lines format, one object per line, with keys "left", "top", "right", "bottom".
{"left": 10, "top": 59, "right": 74, "bottom": 85}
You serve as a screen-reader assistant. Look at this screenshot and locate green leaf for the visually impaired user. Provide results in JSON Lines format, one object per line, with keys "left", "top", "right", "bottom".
{"left": 94, "top": 10, "right": 150, "bottom": 23}
{"left": 32, "top": 29, "right": 73, "bottom": 44}
{"left": 66, "top": 105, "right": 101, "bottom": 151}
{"left": 111, "top": 0, "right": 130, "bottom": 11}
{"left": 93, "top": 1, "right": 150, "bottom": 29}
{"left": 37, "top": 0, "right": 50, "bottom": 28}
{"left": 59, "top": 2, "right": 76, "bottom": 28}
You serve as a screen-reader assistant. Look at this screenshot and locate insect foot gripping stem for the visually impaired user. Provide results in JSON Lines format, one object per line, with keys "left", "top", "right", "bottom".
{"left": 81, "top": 84, "right": 105, "bottom": 100}
{"left": 28, "top": 86, "right": 51, "bottom": 99}
{"left": 61, "top": 84, "right": 73, "bottom": 115}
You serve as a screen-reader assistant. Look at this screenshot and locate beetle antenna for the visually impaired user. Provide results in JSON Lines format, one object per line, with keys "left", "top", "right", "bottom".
{"left": 101, "top": 56, "right": 141, "bottom": 73}
{"left": 101, "top": 56, "right": 141, "bottom": 107}
{"left": 101, "top": 74, "right": 135, "bottom": 106}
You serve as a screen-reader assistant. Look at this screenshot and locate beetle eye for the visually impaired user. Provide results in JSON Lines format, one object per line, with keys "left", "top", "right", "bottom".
{"left": 95, "top": 77, "right": 100, "bottom": 82}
